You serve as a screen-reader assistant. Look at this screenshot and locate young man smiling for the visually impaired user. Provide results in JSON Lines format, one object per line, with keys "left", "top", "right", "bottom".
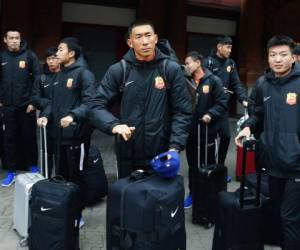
{"left": 90, "top": 19, "right": 192, "bottom": 178}
{"left": 236, "top": 35, "right": 300, "bottom": 250}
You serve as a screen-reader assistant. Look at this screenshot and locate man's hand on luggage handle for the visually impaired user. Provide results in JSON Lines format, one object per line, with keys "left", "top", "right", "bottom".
{"left": 112, "top": 124, "right": 135, "bottom": 141}
{"left": 202, "top": 114, "right": 211, "bottom": 123}
{"left": 60, "top": 115, "right": 74, "bottom": 128}
{"left": 37, "top": 117, "right": 48, "bottom": 127}
{"left": 235, "top": 126, "right": 251, "bottom": 147}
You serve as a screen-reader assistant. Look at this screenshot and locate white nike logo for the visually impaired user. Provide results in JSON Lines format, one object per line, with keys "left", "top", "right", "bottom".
{"left": 1, "top": 62, "right": 8, "bottom": 66}
{"left": 53, "top": 81, "right": 59, "bottom": 85}
{"left": 43, "top": 84, "right": 50, "bottom": 88}
{"left": 171, "top": 206, "right": 179, "bottom": 218}
{"left": 93, "top": 158, "right": 99, "bottom": 164}
{"left": 125, "top": 81, "right": 134, "bottom": 87}
{"left": 264, "top": 96, "right": 271, "bottom": 102}
{"left": 40, "top": 206, "right": 52, "bottom": 212}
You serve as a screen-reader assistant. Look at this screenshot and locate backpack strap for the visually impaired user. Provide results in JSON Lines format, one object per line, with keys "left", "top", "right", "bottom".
{"left": 119, "top": 59, "right": 129, "bottom": 93}
{"left": 40, "top": 74, "right": 46, "bottom": 85}
{"left": 207, "top": 56, "right": 213, "bottom": 71}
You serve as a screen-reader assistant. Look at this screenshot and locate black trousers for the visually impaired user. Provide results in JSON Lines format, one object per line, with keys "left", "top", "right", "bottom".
{"left": 269, "top": 175, "right": 300, "bottom": 250}
{"left": 2, "top": 106, "right": 37, "bottom": 171}
{"left": 185, "top": 134, "right": 216, "bottom": 194}
{"left": 217, "top": 114, "right": 231, "bottom": 165}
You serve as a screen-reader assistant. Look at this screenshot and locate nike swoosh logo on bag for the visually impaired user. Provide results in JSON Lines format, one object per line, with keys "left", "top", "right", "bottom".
{"left": 264, "top": 96, "right": 271, "bottom": 102}
{"left": 1, "top": 62, "right": 8, "bottom": 66}
{"left": 171, "top": 206, "right": 179, "bottom": 218}
{"left": 53, "top": 81, "right": 59, "bottom": 85}
{"left": 125, "top": 81, "right": 134, "bottom": 87}
{"left": 40, "top": 206, "right": 52, "bottom": 212}
{"left": 93, "top": 158, "right": 99, "bottom": 164}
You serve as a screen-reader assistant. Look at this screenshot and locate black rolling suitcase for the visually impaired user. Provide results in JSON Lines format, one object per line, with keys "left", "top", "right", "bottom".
{"left": 192, "top": 122, "right": 227, "bottom": 227}
{"left": 245, "top": 171, "right": 280, "bottom": 245}
{"left": 212, "top": 137, "right": 264, "bottom": 250}
{"left": 107, "top": 170, "right": 186, "bottom": 250}
{"left": 29, "top": 125, "right": 81, "bottom": 250}
{"left": 29, "top": 177, "right": 81, "bottom": 250}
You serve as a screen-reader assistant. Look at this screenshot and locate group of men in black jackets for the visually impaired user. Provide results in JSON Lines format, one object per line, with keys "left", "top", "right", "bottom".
{"left": 1, "top": 19, "right": 300, "bottom": 249}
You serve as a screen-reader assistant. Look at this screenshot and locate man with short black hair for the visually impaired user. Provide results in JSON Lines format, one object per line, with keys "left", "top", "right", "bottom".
{"left": 183, "top": 51, "right": 227, "bottom": 208}
{"left": 90, "top": 19, "right": 192, "bottom": 178}
{"left": 204, "top": 35, "right": 248, "bottom": 165}
{"left": 38, "top": 37, "right": 95, "bottom": 185}
{"left": 236, "top": 35, "right": 300, "bottom": 250}
{"left": 0, "top": 28, "right": 40, "bottom": 187}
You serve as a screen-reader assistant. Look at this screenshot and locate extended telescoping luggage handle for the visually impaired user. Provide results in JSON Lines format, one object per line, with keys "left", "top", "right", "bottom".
{"left": 239, "top": 136, "right": 260, "bottom": 208}
{"left": 197, "top": 119, "right": 209, "bottom": 168}
{"left": 40, "top": 125, "right": 49, "bottom": 179}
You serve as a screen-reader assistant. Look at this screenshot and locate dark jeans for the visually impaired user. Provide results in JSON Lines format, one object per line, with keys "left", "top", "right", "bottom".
{"left": 2, "top": 106, "right": 37, "bottom": 171}
{"left": 217, "top": 114, "right": 230, "bottom": 165}
{"left": 185, "top": 134, "right": 216, "bottom": 194}
{"left": 269, "top": 175, "right": 300, "bottom": 250}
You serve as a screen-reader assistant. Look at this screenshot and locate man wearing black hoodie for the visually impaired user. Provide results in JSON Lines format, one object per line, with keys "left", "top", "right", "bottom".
{"left": 236, "top": 35, "right": 300, "bottom": 250}
{"left": 183, "top": 51, "right": 227, "bottom": 208}
{"left": 38, "top": 38, "right": 95, "bottom": 184}
{"left": 0, "top": 29, "right": 41, "bottom": 187}
{"left": 90, "top": 19, "right": 192, "bottom": 178}
{"left": 204, "top": 36, "right": 248, "bottom": 165}
{"left": 32, "top": 47, "right": 60, "bottom": 176}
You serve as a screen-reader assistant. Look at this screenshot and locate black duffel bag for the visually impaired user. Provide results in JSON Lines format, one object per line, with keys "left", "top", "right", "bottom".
{"left": 81, "top": 145, "right": 108, "bottom": 207}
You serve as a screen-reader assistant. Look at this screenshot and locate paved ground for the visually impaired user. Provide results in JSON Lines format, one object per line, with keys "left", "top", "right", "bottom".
{"left": 0, "top": 119, "right": 281, "bottom": 250}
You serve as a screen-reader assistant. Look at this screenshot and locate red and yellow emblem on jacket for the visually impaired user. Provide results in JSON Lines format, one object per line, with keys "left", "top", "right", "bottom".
{"left": 154, "top": 76, "right": 165, "bottom": 90}
{"left": 66, "top": 78, "right": 73, "bottom": 89}
{"left": 202, "top": 85, "right": 210, "bottom": 94}
{"left": 19, "top": 61, "right": 26, "bottom": 69}
{"left": 286, "top": 92, "right": 297, "bottom": 105}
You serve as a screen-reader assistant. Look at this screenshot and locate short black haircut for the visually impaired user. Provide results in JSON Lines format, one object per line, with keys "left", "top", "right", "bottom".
{"left": 45, "top": 46, "right": 57, "bottom": 58}
{"left": 3, "top": 28, "right": 21, "bottom": 38}
{"left": 60, "top": 37, "right": 81, "bottom": 59}
{"left": 216, "top": 35, "right": 232, "bottom": 46}
{"left": 128, "top": 18, "right": 155, "bottom": 36}
{"left": 186, "top": 51, "right": 203, "bottom": 62}
{"left": 293, "top": 45, "right": 300, "bottom": 55}
{"left": 267, "top": 35, "right": 295, "bottom": 52}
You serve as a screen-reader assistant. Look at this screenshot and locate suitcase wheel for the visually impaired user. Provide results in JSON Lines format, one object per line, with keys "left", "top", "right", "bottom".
{"left": 20, "top": 237, "right": 28, "bottom": 247}
{"left": 204, "top": 222, "right": 214, "bottom": 229}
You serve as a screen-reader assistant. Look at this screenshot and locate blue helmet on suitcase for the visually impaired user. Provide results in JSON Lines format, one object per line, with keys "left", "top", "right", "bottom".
{"left": 150, "top": 151, "right": 180, "bottom": 178}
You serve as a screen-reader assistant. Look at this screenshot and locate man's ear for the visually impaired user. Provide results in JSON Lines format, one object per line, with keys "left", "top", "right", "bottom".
{"left": 127, "top": 38, "right": 133, "bottom": 48}
{"left": 154, "top": 34, "right": 158, "bottom": 45}
{"left": 69, "top": 50, "right": 75, "bottom": 59}
{"left": 3, "top": 37, "right": 7, "bottom": 44}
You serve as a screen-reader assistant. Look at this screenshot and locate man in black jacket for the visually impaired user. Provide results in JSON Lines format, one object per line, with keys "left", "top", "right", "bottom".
{"left": 183, "top": 51, "right": 227, "bottom": 208}
{"left": 0, "top": 29, "right": 41, "bottom": 187}
{"left": 32, "top": 47, "right": 60, "bottom": 176}
{"left": 204, "top": 36, "right": 248, "bottom": 165}
{"left": 89, "top": 19, "right": 192, "bottom": 178}
{"left": 38, "top": 38, "right": 95, "bottom": 184}
{"left": 236, "top": 35, "right": 300, "bottom": 250}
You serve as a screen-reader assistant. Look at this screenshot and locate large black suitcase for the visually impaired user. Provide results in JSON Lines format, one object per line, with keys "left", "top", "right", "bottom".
{"left": 192, "top": 122, "right": 227, "bottom": 227}
{"left": 245, "top": 171, "right": 280, "bottom": 245}
{"left": 107, "top": 170, "right": 186, "bottom": 250}
{"left": 29, "top": 177, "right": 81, "bottom": 250}
{"left": 212, "top": 137, "right": 264, "bottom": 250}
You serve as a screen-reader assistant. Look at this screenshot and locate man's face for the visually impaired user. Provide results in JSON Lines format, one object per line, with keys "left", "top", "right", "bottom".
{"left": 4, "top": 31, "right": 21, "bottom": 52}
{"left": 268, "top": 45, "right": 295, "bottom": 77}
{"left": 56, "top": 43, "right": 74, "bottom": 65}
{"left": 217, "top": 43, "right": 232, "bottom": 58}
{"left": 185, "top": 56, "right": 201, "bottom": 74}
{"left": 46, "top": 55, "right": 60, "bottom": 72}
{"left": 127, "top": 24, "right": 158, "bottom": 61}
